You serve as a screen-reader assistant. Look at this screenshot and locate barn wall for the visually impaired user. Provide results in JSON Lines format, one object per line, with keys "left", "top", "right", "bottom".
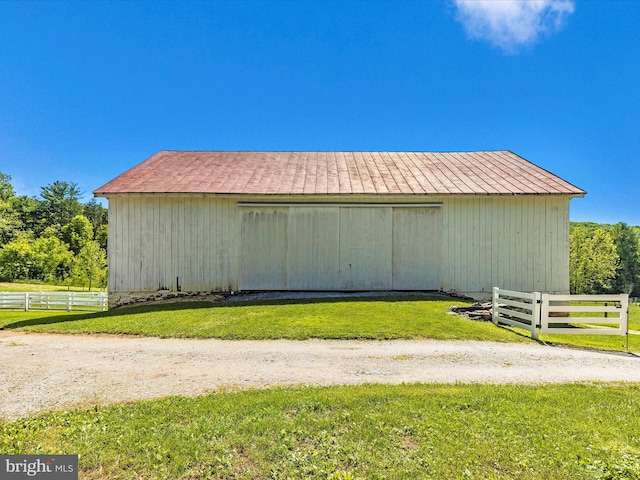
{"left": 108, "top": 196, "right": 239, "bottom": 299}
{"left": 106, "top": 194, "right": 572, "bottom": 305}
{"left": 440, "top": 196, "right": 570, "bottom": 295}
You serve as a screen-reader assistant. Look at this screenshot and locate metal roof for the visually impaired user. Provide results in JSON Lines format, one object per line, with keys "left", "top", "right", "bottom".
{"left": 93, "top": 150, "right": 585, "bottom": 196}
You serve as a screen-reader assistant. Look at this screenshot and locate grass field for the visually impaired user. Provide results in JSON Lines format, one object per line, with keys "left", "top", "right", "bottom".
{"left": 1, "top": 295, "right": 639, "bottom": 352}
{"left": 631, "top": 302, "right": 640, "bottom": 330}
{"left": 0, "top": 281, "right": 106, "bottom": 292}
{"left": 1, "top": 383, "right": 639, "bottom": 479}
{"left": 0, "top": 296, "right": 531, "bottom": 343}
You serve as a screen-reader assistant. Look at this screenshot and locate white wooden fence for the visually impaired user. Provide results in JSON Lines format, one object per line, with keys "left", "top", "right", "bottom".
{"left": 0, "top": 291, "right": 108, "bottom": 311}
{"left": 540, "top": 294, "right": 628, "bottom": 336}
{"left": 492, "top": 288, "right": 541, "bottom": 340}
{"left": 492, "top": 287, "right": 628, "bottom": 339}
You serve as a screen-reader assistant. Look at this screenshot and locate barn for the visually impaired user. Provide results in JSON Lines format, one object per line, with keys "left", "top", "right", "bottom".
{"left": 94, "top": 151, "right": 585, "bottom": 307}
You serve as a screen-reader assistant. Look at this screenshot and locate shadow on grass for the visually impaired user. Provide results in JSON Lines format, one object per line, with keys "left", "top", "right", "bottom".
{"left": 1, "top": 294, "right": 461, "bottom": 330}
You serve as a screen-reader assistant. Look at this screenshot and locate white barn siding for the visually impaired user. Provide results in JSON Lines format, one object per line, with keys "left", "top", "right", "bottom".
{"left": 108, "top": 196, "right": 239, "bottom": 300}
{"left": 439, "top": 196, "right": 569, "bottom": 294}
{"left": 106, "top": 194, "right": 571, "bottom": 304}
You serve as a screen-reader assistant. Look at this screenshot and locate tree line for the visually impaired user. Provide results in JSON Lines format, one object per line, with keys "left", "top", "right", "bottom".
{"left": 0, "top": 172, "right": 107, "bottom": 290}
{"left": 570, "top": 222, "right": 640, "bottom": 295}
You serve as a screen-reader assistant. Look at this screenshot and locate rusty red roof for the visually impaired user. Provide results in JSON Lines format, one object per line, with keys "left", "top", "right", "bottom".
{"left": 93, "top": 150, "right": 585, "bottom": 196}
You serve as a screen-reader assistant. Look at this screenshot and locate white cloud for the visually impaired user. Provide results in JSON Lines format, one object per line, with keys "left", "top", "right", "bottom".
{"left": 453, "top": 0, "right": 575, "bottom": 53}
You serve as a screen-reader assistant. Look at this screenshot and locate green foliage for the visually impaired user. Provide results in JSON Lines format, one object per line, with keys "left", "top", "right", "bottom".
{"left": 95, "top": 224, "right": 108, "bottom": 250}
{"left": 1, "top": 384, "right": 640, "bottom": 479}
{"left": 61, "top": 214, "right": 93, "bottom": 254}
{"left": 0, "top": 172, "right": 14, "bottom": 201}
{"left": 37, "top": 180, "right": 83, "bottom": 234}
{"left": 0, "top": 235, "right": 33, "bottom": 280}
{"left": 9, "top": 195, "right": 39, "bottom": 239}
{"left": 571, "top": 222, "right": 640, "bottom": 295}
{"left": 570, "top": 225, "right": 619, "bottom": 294}
{"left": 609, "top": 223, "right": 640, "bottom": 294}
{"left": 0, "top": 175, "right": 107, "bottom": 288}
{"left": 71, "top": 240, "right": 106, "bottom": 290}
{"left": 0, "top": 199, "right": 19, "bottom": 246}
{"left": 0, "top": 235, "right": 73, "bottom": 283}
{"left": 0, "top": 173, "right": 19, "bottom": 246}
{"left": 83, "top": 198, "right": 108, "bottom": 233}
{"left": 30, "top": 236, "right": 74, "bottom": 282}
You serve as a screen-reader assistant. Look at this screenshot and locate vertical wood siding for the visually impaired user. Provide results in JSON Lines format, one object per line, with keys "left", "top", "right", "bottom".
{"left": 108, "top": 196, "right": 238, "bottom": 293}
{"left": 107, "top": 195, "right": 571, "bottom": 296}
{"left": 440, "top": 196, "right": 570, "bottom": 294}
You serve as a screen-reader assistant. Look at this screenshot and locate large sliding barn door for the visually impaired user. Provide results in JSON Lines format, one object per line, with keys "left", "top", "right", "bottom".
{"left": 239, "top": 203, "right": 441, "bottom": 291}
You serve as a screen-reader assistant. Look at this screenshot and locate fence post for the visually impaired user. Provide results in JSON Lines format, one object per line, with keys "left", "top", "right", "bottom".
{"left": 24, "top": 292, "right": 29, "bottom": 311}
{"left": 66, "top": 292, "right": 72, "bottom": 312}
{"left": 492, "top": 287, "right": 499, "bottom": 326}
{"left": 531, "top": 292, "right": 541, "bottom": 340}
{"left": 621, "top": 294, "right": 629, "bottom": 336}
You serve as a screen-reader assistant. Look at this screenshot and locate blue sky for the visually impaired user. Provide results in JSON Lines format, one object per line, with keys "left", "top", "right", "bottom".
{"left": 0, "top": 0, "right": 638, "bottom": 224}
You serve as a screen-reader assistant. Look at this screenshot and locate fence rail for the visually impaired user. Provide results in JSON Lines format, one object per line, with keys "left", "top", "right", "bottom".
{"left": 0, "top": 291, "right": 107, "bottom": 311}
{"left": 492, "top": 287, "right": 540, "bottom": 340}
{"left": 492, "top": 288, "right": 629, "bottom": 339}
{"left": 540, "top": 294, "right": 628, "bottom": 336}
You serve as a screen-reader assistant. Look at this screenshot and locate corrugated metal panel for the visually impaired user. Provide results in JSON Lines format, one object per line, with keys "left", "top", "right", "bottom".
{"left": 94, "top": 151, "right": 586, "bottom": 196}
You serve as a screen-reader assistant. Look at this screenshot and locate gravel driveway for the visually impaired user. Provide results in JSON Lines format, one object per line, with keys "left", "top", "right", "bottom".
{"left": 1, "top": 330, "right": 639, "bottom": 421}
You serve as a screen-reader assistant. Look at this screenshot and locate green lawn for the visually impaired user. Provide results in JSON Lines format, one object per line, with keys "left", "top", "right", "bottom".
{"left": 2, "top": 383, "right": 639, "bottom": 479}
{"left": 1, "top": 295, "right": 639, "bottom": 352}
{"left": 0, "top": 296, "right": 530, "bottom": 343}
{"left": 632, "top": 303, "right": 640, "bottom": 331}
{"left": 0, "top": 281, "right": 105, "bottom": 292}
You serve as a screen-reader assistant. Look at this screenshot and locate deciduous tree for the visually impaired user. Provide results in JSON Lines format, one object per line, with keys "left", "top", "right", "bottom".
{"left": 608, "top": 222, "right": 640, "bottom": 294}
{"left": 570, "top": 226, "right": 619, "bottom": 294}
{"left": 0, "top": 173, "right": 19, "bottom": 245}
{"left": 83, "top": 198, "right": 108, "bottom": 234}
{"left": 72, "top": 240, "right": 107, "bottom": 291}
{"left": 0, "top": 235, "right": 33, "bottom": 280}
{"left": 62, "top": 214, "right": 94, "bottom": 255}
